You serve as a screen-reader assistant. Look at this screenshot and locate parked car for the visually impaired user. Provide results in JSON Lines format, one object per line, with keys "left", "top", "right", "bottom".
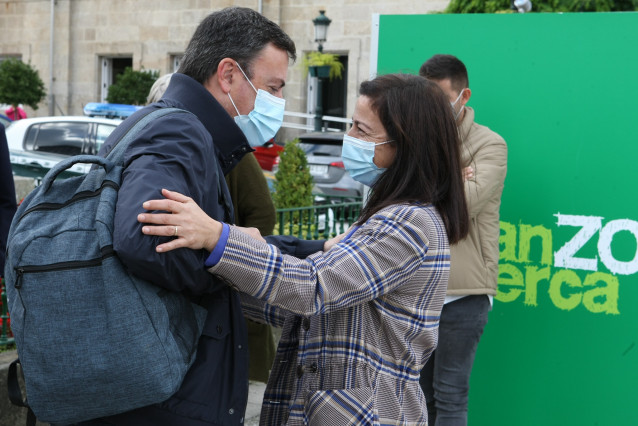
{"left": 6, "top": 116, "right": 121, "bottom": 180}
{"left": 253, "top": 141, "right": 284, "bottom": 171}
{"left": 0, "top": 113, "right": 11, "bottom": 128}
{"left": 263, "top": 169, "right": 276, "bottom": 192}
{"left": 83, "top": 102, "right": 142, "bottom": 119}
{"left": 296, "top": 131, "right": 364, "bottom": 198}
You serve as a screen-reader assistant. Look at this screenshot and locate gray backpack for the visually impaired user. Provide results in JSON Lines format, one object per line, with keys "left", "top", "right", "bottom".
{"left": 4, "top": 107, "right": 207, "bottom": 424}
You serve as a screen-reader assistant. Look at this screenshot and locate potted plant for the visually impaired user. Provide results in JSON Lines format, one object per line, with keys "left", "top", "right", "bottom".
{"left": 302, "top": 52, "right": 344, "bottom": 80}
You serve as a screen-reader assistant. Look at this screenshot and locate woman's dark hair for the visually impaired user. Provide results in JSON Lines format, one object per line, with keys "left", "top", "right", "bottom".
{"left": 357, "top": 73, "right": 469, "bottom": 244}
{"left": 178, "top": 7, "right": 296, "bottom": 83}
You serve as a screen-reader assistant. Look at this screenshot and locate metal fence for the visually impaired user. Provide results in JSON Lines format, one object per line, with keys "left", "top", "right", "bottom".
{"left": 282, "top": 111, "right": 352, "bottom": 133}
{"left": 0, "top": 278, "right": 14, "bottom": 348}
{"left": 274, "top": 197, "right": 363, "bottom": 240}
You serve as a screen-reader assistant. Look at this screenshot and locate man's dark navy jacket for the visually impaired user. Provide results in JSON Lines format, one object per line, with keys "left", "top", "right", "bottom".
{"left": 94, "top": 73, "right": 252, "bottom": 425}
{"left": 89, "top": 73, "right": 325, "bottom": 426}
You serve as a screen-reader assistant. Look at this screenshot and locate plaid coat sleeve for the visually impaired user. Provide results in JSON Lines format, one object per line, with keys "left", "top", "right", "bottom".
{"left": 239, "top": 292, "right": 289, "bottom": 328}
{"left": 209, "top": 204, "right": 438, "bottom": 316}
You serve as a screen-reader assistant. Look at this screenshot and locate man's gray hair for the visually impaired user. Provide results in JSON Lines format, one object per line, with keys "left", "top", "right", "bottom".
{"left": 178, "top": 7, "right": 296, "bottom": 83}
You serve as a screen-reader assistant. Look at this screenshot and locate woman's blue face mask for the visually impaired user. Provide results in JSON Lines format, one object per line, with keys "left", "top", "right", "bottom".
{"left": 341, "top": 134, "right": 393, "bottom": 187}
{"left": 228, "top": 62, "right": 285, "bottom": 147}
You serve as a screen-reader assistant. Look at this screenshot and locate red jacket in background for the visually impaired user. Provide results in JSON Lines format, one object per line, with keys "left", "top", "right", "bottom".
{"left": 5, "top": 106, "right": 26, "bottom": 121}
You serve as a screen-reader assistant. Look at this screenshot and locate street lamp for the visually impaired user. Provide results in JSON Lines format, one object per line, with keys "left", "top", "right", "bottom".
{"left": 313, "top": 10, "right": 332, "bottom": 53}
{"left": 511, "top": 0, "right": 532, "bottom": 12}
{"left": 311, "top": 10, "right": 332, "bottom": 131}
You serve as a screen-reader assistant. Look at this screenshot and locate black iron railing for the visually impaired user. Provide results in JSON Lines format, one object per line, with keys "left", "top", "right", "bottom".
{"left": 0, "top": 277, "right": 14, "bottom": 348}
{"left": 275, "top": 199, "right": 362, "bottom": 240}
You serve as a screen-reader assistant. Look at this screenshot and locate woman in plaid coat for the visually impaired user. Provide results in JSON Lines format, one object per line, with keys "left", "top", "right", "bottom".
{"left": 139, "top": 74, "right": 469, "bottom": 425}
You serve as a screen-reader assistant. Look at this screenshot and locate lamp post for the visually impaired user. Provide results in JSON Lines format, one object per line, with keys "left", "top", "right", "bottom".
{"left": 313, "top": 10, "right": 331, "bottom": 53}
{"left": 511, "top": 0, "right": 532, "bottom": 12}
{"left": 312, "top": 10, "right": 331, "bottom": 131}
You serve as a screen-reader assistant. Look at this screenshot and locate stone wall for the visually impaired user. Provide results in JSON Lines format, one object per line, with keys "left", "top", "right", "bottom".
{"left": 0, "top": 0, "right": 446, "bottom": 125}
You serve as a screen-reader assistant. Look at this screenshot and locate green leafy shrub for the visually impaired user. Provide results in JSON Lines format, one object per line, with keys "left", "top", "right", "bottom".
{"left": 0, "top": 58, "right": 46, "bottom": 110}
{"left": 272, "top": 139, "right": 314, "bottom": 210}
{"left": 445, "top": 0, "right": 637, "bottom": 13}
{"left": 106, "top": 67, "right": 159, "bottom": 105}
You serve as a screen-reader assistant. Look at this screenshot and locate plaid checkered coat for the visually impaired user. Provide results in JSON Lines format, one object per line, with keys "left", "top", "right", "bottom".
{"left": 208, "top": 203, "right": 450, "bottom": 425}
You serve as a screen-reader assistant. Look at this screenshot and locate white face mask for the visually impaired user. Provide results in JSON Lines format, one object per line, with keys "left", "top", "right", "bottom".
{"left": 451, "top": 89, "right": 466, "bottom": 120}
{"left": 228, "top": 62, "right": 286, "bottom": 147}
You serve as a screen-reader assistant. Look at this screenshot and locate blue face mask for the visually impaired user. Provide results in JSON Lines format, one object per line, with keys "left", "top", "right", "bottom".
{"left": 228, "top": 62, "right": 286, "bottom": 147}
{"left": 341, "top": 134, "right": 393, "bottom": 187}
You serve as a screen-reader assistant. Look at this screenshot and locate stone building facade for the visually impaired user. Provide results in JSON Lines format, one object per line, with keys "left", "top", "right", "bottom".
{"left": 0, "top": 0, "right": 447, "bottom": 141}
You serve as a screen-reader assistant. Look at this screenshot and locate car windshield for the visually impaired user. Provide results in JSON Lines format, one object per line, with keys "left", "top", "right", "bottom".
{"left": 299, "top": 143, "right": 342, "bottom": 156}
{"left": 26, "top": 122, "right": 88, "bottom": 156}
{"left": 96, "top": 123, "right": 116, "bottom": 153}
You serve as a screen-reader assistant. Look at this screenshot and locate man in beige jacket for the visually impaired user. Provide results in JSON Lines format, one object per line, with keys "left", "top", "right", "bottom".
{"left": 419, "top": 54, "right": 508, "bottom": 426}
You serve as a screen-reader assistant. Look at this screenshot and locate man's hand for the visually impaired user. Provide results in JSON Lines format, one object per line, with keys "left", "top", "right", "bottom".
{"left": 324, "top": 228, "right": 351, "bottom": 251}
{"left": 234, "top": 226, "right": 266, "bottom": 243}
{"left": 463, "top": 166, "right": 474, "bottom": 181}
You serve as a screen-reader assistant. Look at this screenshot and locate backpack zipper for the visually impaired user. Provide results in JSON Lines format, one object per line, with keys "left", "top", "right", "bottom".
{"left": 19, "top": 180, "right": 119, "bottom": 220}
{"left": 14, "top": 246, "right": 116, "bottom": 289}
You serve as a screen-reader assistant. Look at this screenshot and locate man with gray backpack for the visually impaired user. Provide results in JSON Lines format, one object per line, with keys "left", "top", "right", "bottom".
{"left": 5, "top": 7, "right": 297, "bottom": 425}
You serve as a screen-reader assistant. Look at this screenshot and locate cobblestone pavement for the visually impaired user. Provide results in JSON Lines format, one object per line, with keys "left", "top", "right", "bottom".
{"left": 244, "top": 381, "right": 266, "bottom": 425}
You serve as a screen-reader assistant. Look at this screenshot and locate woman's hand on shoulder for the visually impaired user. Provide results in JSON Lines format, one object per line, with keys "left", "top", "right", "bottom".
{"left": 138, "top": 188, "right": 223, "bottom": 253}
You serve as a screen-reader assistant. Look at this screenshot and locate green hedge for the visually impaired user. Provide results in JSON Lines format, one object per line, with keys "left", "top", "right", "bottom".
{"left": 446, "top": 0, "right": 637, "bottom": 13}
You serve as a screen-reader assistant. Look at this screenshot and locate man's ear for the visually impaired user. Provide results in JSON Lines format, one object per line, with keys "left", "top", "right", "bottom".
{"left": 216, "top": 58, "right": 236, "bottom": 94}
{"left": 461, "top": 88, "right": 472, "bottom": 106}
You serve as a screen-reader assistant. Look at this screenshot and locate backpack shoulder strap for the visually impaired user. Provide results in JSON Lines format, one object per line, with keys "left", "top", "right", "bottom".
{"left": 7, "top": 358, "right": 36, "bottom": 426}
{"left": 104, "top": 107, "right": 192, "bottom": 165}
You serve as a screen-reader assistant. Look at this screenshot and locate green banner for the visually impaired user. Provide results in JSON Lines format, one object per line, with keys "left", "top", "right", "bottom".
{"left": 376, "top": 12, "right": 638, "bottom": 426}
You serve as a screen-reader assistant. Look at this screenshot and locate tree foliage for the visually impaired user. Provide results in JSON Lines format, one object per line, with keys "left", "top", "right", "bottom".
{"left": 0, "top": 58, "right": 46, "bottom": 110}
{"left": 106, "top": 67, "right": 159, "bottom": 105}
{"left": 445, "top": 0, "right": 637, "bottom": 13}
{"left": 272, "top": 139, "right": 314, "bottom": 210}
